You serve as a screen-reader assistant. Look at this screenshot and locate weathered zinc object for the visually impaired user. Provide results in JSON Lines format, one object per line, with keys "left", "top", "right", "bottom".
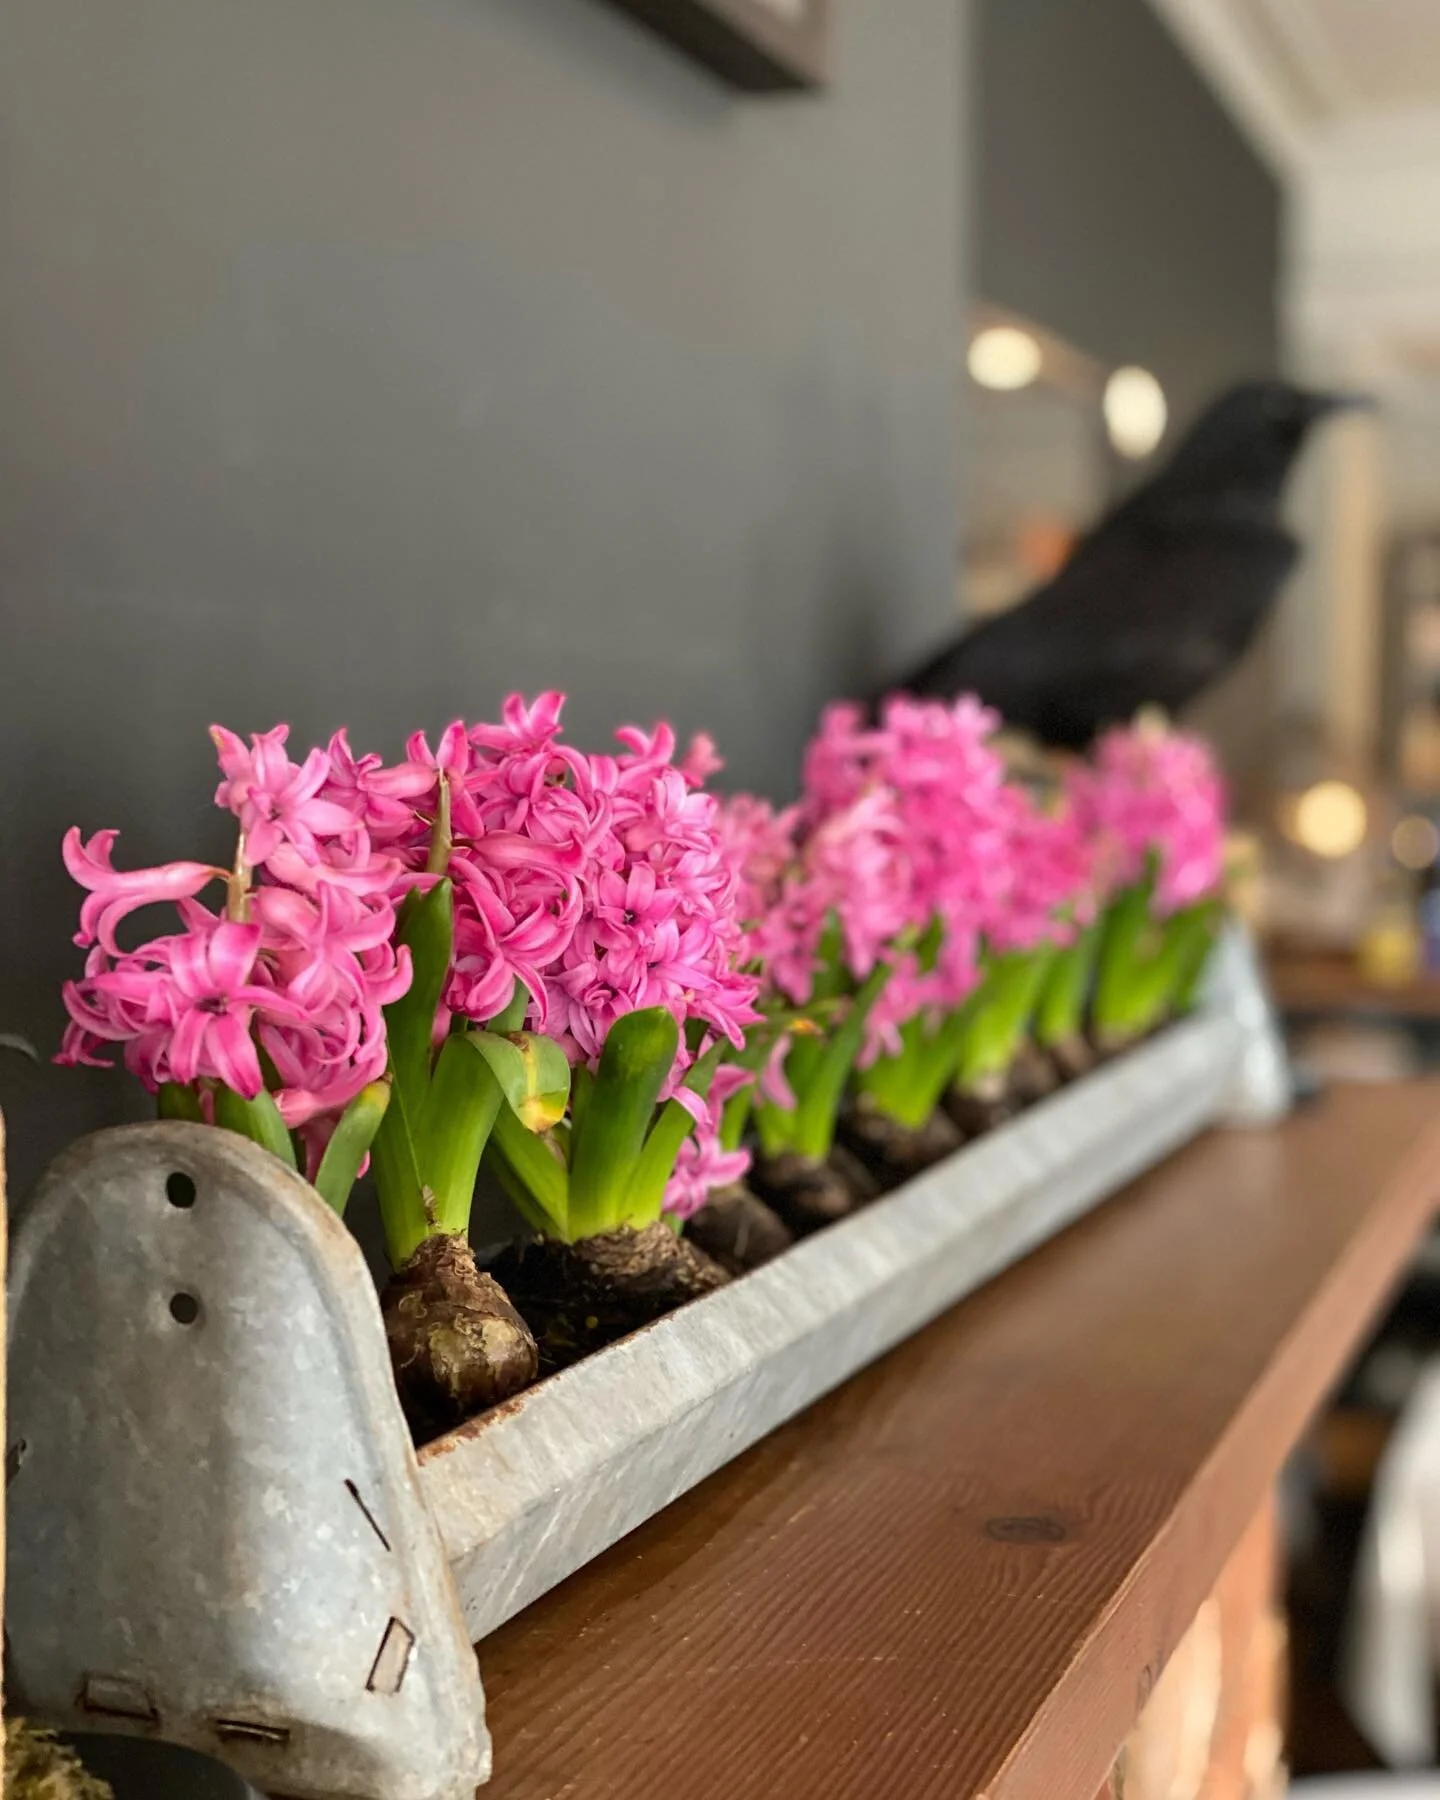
{"left": 5, "top": 1124, "right": 488, "bottom": 1800}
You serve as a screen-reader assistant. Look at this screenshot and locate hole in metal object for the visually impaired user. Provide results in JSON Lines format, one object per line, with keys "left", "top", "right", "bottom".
{"left": 80, "top": 1674, "right": 159, "bottom": 1724}
{"left": 367, "top": 1618, "right": 415, "bottom": 1695}
{"left": 169, "top": 1291, "right": 200, "bottom": 1326}
{"left": 166, "top": 1171, "right": 197, "bottom": 1209}
{"left": 345, "top": 1479, "right": 392, "bottom": 1553}
{"left": 214, "top": 1717, "right": 292, "bottom": 1747}
{"left": 6, "top": 1438, "right": 29, "bottom": 1485}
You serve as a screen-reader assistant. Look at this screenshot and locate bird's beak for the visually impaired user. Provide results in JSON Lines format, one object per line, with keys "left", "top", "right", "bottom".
{"left": 1311, "top": 389, "right": 1377, "bottom": 417}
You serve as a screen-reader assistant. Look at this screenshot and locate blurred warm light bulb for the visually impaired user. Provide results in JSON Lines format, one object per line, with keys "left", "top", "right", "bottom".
{"left": 968, "top": 327, "right": 1042, "bottom": 391}
{"left": 1392, "top": 813, "right": 1440, "bottom": 870}
{"left": 1104, "top": 366, "right": 1168, "bottom": 458}
{"left": 1293, "top": 780, "right": 1367, "bottom": 859}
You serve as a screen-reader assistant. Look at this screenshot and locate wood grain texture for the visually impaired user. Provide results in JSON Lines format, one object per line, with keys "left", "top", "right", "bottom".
{"left": 478, "top": 1083, "right": 1440, "bottom": 1800}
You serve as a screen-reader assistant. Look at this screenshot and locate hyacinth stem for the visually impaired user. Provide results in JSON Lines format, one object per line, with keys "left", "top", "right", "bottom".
{"left": 1092, "top": 886, "right": 1221, "bottom": 1042}
{"left": 313, "top": 1080, "right": 392, "bottom": 1212}
{"left": 1034, "top": 922, "right": 1101, "bottom": 1050}
{"left": 487, "top": 1009, "right": 714, "bottom": 1243}
{"left": 372, "top": 881, "right": 454, "bottom": 1265}
{"left": 566, "top": 1008, "right": 678, "bottom": 1240}
{"left": 213, "top": 1083, "right": 299, "bottom": 1170}
{"left": 854, "top": 991, "right": 980, "bottom": 1132}
{"left": 1171, "top": 900, "right": 1224, "bottom": 1014}
{"left": 425, "top": 770, "right": 454, "bottom": 878}
{"left": 953, "top": 947, "right": 1055, "bottom": 1089}
{"left": 370, "top": 880, "right": 570, "bottom": 1267}
{"left": 754, "top": 960, "right": 891, "bottom": 1162}
{"left": 225, "top": 829, "right": 253, "bottom": 923}
{"left": 158, "top": 1080, "right": 204, "bottom": 1123}
{"left": 713, "top": 1010, "right": 809, "bottom": 1152}
{"left": 720, "top": 1081, "right": 754, "bottom": 1154}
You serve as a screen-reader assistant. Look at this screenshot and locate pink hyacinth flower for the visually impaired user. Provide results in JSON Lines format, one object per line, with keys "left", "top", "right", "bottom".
{"left": 62, "top": 828, "right": 226, "bottom": 954}
{"left": 211, "top": 723, "right": 359, "bottom": 867}
{"left": 1066, "top": 721, "right": 1227, "bottom": 916}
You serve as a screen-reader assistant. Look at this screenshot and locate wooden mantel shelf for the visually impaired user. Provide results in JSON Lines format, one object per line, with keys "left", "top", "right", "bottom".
{"left": 479, "top": 1082, "right": 1440, "bottom": 1800}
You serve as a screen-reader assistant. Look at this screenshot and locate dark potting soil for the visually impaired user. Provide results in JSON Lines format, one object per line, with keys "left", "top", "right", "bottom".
{"left": 382, "top": 1232, "right": 539, "bottom": 1441}
{"left": 748, "top": 1143, "right": 881, "bottom": 1236}
{"left": 942, "top": 1076, "right": 1017, "bottom": 1139}
{"left": 685, "top": 1184, "right": 795, "bottom": 1276}
{"left": 490, "top": 1222, "right": 730, "bottom": 1373}
{"left": 836, "top": 1095, "right": 966, "bottom": 1187}
{"left": 1008, "top": 1039, "right": 1063, "bottom": 1105}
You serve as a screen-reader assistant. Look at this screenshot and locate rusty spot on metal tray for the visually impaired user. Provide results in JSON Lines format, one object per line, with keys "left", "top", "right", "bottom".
{"left": 415, "top": 1308, "right": 682, "bottom": 1460}
{"left": 417, "top": 1384, "right": 537, "bottom": 1459}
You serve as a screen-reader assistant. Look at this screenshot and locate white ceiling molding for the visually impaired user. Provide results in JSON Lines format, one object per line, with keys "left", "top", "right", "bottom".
{"left": 1146, "top": 0, "right": 1440, "bottom": 378}
{"left": 1143, "top": 0, "right": 1320, "bottom": 173}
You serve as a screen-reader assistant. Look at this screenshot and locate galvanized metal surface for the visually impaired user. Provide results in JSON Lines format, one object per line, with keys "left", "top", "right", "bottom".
{"left": 421, "top": 1006, "right": 1249, "bottom": 1642}
{"left": 5, "top": 1123, "right": 489, "bottom": 1800}
{"left": 1208, "top": 923, "right": 1292, "bottom": 1126}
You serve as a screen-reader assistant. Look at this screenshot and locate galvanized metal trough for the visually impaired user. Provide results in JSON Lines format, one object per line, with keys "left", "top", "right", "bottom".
{"left": 5, "top": 928, "right": 1285, "bottom": 1800}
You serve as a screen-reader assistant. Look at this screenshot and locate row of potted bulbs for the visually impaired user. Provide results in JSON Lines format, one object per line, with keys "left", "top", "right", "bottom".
{"left": 54, "top": 690, "right": 1227, "bottom": 1441}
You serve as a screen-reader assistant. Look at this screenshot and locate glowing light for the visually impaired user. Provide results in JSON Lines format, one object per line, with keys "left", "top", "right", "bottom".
{"left": 968, "top": 327, "right": 1042, "bottom": 391}
{"left": 1392, "top": 814, "right": 1440, "bottom": 870}
{"left": 1104, "top": 366, "right": 1168, "bottom": 458}
{"left": 1293, "top": 780, "right": 1368, "bottom": 859}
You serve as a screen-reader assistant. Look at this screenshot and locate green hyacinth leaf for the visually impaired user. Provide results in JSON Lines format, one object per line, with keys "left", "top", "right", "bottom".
{"left": 488, "top": 1101, "right": 571, "bottom": 1237}
{"left": 567, "top": 1007, "right": 679, "bottom": 1240}
{"left": 384, "top": 879, "right": 454, "bottom": 1102}
{"left": 213, "top": 1083, "right": 298, "bottom": 1171}
{"left": 468, "top": 1029, "right": 572, "bottom": 1131}
{"left": 314, "top": 1080, "right": 391, "bottom": 1216}
{"left": 157, "top": 1081, "right": 203, "bottom": 1124}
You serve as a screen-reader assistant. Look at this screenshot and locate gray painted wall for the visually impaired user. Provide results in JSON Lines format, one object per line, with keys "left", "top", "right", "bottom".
{"left": 0, "top": 0, "right": 967, "bottom": 1218}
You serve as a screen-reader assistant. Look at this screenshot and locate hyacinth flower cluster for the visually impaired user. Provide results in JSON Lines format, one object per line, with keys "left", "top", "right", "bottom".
{"left": 316, "top": 701, "right": 764, "bottom": 1267}
{"left": 452, "top": 700, "right": 763, "bottom": 1245}
{"left": 733, "top": 696, "right": 1099, "bottom": 1151}
{"left": 714, "top": 782, "right": 907, "bottom": 1170}
{"left": 58, "top": 725, "right": 415, "bottom": 1209}
{"left": 1065, "top": 718, "right": 1228, "bottom": 1046}
{"left": 57, "top": 703, "right": 761, "bottom": 1243}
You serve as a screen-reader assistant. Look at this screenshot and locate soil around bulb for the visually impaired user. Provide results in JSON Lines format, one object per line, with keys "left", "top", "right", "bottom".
{"left": 748, "top": 1143, "right": 881, "bottom": 1235}
{"left": 686, "top": 1183, "right": 795, "bottom": 1275}
{"left": 836, "top": 1095, "right": 966, "bottom": 1186}
{"left": 490, "top": 1221, "right": 730, "bottom": 1373}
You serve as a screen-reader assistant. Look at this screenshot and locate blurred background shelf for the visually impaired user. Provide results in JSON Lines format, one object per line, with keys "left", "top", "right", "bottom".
{"left": 1268, "top": 953, "right": 1440, "bottom": 1021}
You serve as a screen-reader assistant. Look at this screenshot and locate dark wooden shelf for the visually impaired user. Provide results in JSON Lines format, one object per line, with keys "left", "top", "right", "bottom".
{"left": 1268, "top": 951, "right": 1440, "bottom": 1019}
{"left": 479, "top": 1082, "right": 1440, "bottom": 1800}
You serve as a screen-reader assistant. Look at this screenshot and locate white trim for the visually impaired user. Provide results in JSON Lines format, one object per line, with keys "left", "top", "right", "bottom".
{"left": 1143, "top": 0, "right": 1317, "bottom": 173}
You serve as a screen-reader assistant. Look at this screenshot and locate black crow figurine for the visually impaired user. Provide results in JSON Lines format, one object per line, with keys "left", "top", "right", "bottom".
{"left": 897, "top": 380, "right": 1369, "bottom": 748}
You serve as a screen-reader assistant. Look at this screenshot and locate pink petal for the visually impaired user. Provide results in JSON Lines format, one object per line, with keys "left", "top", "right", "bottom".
{"left": 207, "top": 1012, "right": 265, "bottom": 1098}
